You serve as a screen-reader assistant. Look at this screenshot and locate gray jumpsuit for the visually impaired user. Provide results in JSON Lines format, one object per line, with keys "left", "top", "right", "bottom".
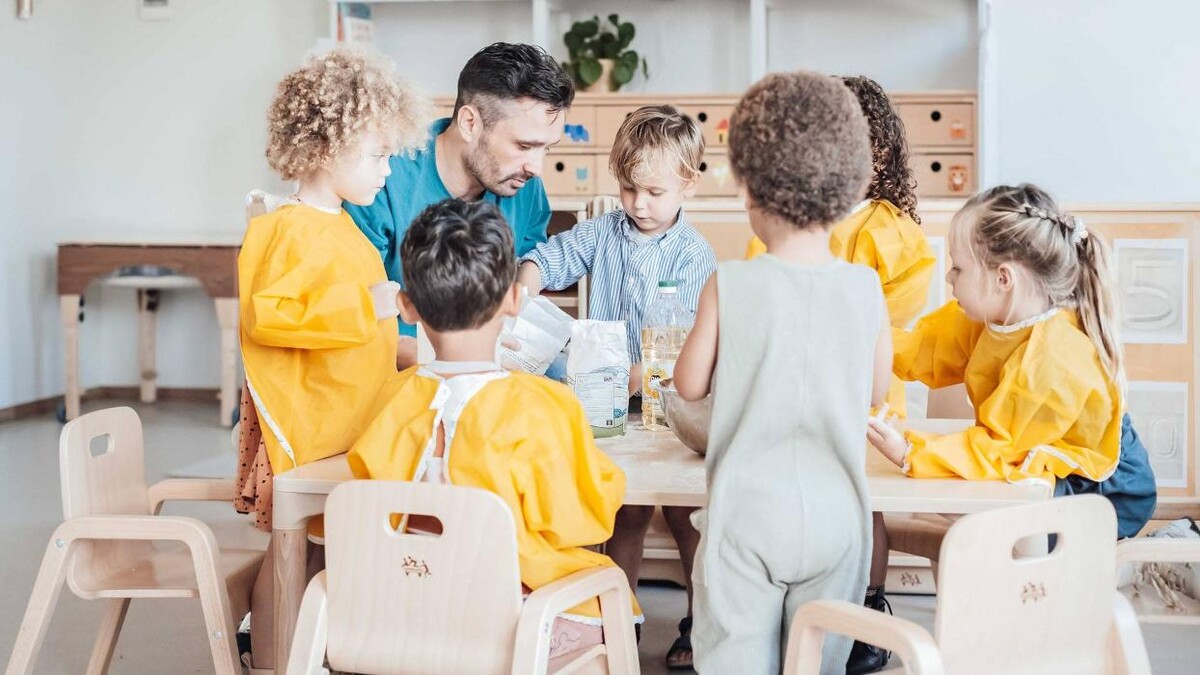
{"left": 692, "top": 256, "right": 882, "bottom": 674}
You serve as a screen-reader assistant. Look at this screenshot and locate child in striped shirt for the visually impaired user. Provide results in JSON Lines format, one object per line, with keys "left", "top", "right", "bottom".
{"left": 517, "top": 104, "right": 716, "bottom": 670}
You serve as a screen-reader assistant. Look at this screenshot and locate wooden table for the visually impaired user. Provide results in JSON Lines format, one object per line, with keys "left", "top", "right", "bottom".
{"left": 57, "top": 233, "right": 242, "bottom": 426}
{"left": 267, "top": 417, "right": 1049, "bottom": 671}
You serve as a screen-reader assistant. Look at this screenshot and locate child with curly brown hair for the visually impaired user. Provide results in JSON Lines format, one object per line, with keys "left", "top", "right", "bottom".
{"left": 673, "top": 71, "right": 892, "bottom": 674}
{"left": 234, "top": 47, "right": 429, "bottom": 669}
{"left": 743, "top": 76, "right": 936, "bottom": 673}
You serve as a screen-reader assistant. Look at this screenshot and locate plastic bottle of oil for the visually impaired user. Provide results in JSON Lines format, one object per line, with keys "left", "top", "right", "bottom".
{"left": 641, "top": 280, "right": 694, "bottom": 430}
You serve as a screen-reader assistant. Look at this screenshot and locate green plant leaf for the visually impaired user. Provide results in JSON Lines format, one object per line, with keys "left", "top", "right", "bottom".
{"left": 608, "top": 13, "right": 620, "bottom": 27}
{"left": 612, "top": 61, "right": 634, "bottom": 86}
{"left": 564, "top": 31, "right": 582, "bottom": 53}
{"left": 617, "top": 22, "right": 635, "bottom": 46}
{"left": 642, "top": 58, "right": 649, "bottom": 78}
{"left": 618, "top": 50, "right": 639, "bottom": 69}
{"left": 577, "top": 57, "right": 602, "bottom": 86}
{"left": 578, "top": 17, "right": 598, "bottom": 38}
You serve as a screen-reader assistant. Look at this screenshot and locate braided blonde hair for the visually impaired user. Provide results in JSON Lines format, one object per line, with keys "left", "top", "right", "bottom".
{"left": 955, "top": 183, "right": 1124, "bottom": 394}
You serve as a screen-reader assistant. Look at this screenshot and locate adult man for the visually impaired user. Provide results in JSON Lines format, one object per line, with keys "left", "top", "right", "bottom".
{"left": 346, "top": 42, "right": 574, "bottom": 367}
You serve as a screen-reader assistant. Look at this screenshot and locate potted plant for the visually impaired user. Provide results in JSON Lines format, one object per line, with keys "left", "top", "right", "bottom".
{"left": 563, "top": 14, "right": 648, "bottom": 93}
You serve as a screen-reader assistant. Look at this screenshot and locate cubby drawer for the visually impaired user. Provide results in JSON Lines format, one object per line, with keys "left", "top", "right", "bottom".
{"left": 542, "top": 154, "right": 596, "bottom": 196}
{"left": 562, "top": 105, "right": 597, "bottom": 147}
{"left": 694, "top": 152, "right": 738, "bottom": 197}
{"left": 678, "top": 104, "right": 735, "bottom": 147}
{"left": 897, "top": 103, "right": 975, "bottom": 147}
{"left": 911, "top": 153, "right": 975, "bottom": 198}
{"left": 594, "top": 105, "right": 638, "bottom": 147}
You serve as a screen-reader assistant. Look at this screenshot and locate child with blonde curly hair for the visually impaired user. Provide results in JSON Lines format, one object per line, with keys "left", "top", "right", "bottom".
{"left": 233, "top": 47, "right": 429, "bottom": 669}
{"left": 674, "top": 71, "right": 890, "bottom": 674}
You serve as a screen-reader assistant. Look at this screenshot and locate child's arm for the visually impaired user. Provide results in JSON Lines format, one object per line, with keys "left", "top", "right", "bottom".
{"left": 516, "top": 261, "right": 544, "bottom": 296}
{"left": 873, "top": 352, "right": 1107, "bottom": 481}
{"left": 674, "top": 276, "right": 718, "bottom": 401}
{"left": 892, "top": 301, "right": 983, "bottom": 388}
{"left": 518, "top": 216, "right": 600, "bottom": 293}
{"left": 242, "top": 235, "right": 381, "bottom": 350}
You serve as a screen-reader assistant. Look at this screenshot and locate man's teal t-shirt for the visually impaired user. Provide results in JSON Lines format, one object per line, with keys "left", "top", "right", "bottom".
{"left": 344, "top": 118, "right": 552, "bottom": 336}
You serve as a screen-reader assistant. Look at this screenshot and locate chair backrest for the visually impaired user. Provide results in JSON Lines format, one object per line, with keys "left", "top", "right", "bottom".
{"left": 322, "top": 480, "right": 524, "bottom": 674}
{"left": 59, "top": 407, "right": 153, "bottom": 594}
{"left": 935, "top": 494, "right": 1120, "bottom": 674}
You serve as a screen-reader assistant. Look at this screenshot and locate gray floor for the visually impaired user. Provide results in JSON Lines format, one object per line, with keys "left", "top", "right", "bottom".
{"left": 0, "top": 399, "right": 1196, "bottom": 673}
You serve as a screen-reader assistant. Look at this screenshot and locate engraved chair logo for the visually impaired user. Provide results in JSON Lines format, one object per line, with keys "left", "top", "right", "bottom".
{"left": 1020, "top": 582, "right": 1047, "bottom": 604}
{"left": 402, "top": 556, "right": 432, "bottom": 578}
{"left": 898, "top": 572, "right": 923, "bottom": 587}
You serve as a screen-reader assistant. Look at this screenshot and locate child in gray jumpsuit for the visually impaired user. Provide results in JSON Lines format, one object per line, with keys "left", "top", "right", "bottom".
{"left": 673, "top": 71, "right": 893, "bottom": 674}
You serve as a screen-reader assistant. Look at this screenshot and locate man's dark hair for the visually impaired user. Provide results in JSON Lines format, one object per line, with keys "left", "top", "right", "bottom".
{"left": 400, "top": 198, "right": 516, "bottom": 332}
{"left": 452, "top": 42, "right": 575, "bottom": 126}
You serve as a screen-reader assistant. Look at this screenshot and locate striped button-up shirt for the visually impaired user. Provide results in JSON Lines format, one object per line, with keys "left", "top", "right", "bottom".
{"left": 521, "top": 209, "right": 717, "bottom": 362}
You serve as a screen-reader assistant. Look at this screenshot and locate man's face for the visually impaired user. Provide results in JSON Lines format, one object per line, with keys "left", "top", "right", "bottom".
{"left": 464, "top": 98, "right": 564, "bottom": 196}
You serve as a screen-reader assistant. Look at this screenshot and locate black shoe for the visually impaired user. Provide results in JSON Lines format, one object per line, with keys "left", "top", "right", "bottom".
{"left": 845, "top": 587, "right": 891, "bottom": 675}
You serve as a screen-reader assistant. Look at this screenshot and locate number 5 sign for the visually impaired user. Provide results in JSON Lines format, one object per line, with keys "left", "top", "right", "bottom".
{"left": 1113, "top": 239, "right": 1189, "bottom": 344}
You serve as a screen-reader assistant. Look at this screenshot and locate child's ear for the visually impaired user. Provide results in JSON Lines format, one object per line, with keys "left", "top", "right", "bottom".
{"left": 500, "top": 283, "right": 521, "bottom": 318}
{"left": 995, "top": 263, "right": 1015, "bottom": 293}
{"left": 682, "top": 176, "right": 699, "bottom": 199}
{"left": 397, "top": 291, "right": 422, "bottom": 325}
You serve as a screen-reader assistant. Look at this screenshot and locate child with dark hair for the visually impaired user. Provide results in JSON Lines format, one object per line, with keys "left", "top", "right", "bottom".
{"left": 674, "top": 71, "right": 891, "bottom": 674}
{"left": 346, "top": 42, "right": 576, "bottom": 368}
{"left": 743, "top": 77, "right": 936, "bottom": 673}
{"left": 348, "top": 198, "right": 642, "bottom": 662}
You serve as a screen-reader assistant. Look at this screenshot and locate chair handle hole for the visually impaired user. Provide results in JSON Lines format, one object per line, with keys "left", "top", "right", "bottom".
{"left": 1011, "top": 532, "right": 1058, "bottom": 560}
{"left": 89, "top": 434, "right": 113, "bottom": 458}
{"left": 387, "top": 512, "right": 444, "bottom": 537}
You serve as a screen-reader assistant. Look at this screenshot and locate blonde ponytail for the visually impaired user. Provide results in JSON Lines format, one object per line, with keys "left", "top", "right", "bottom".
{"left": 1074, "top": 231, "right": 1125, "bottom": 396}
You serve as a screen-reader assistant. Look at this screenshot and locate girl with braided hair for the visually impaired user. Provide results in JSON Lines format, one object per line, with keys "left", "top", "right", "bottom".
{"left": 869, "top": 183, "right": 1157, "bottom": 541}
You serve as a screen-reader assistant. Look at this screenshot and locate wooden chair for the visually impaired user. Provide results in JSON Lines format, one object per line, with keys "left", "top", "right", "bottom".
{"left": 784, "top": 495, "right": 1152, "bottom": 675}
{"left": 287, "top": 480, "right": 640, "bottom": 675}
{"left": 6, "top": 407, "right": 264, "bottom": 675}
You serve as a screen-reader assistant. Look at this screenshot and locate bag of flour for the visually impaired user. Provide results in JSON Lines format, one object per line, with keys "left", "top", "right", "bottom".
{"left": 566, "top": 320, "right": 629, "bottom": 438}
{"left": 497, "top": 295, "right": 574, "bottom": 375}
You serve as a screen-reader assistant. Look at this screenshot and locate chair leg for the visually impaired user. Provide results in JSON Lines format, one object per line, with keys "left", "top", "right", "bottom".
{"left": 6, "top": 535, "right": 74, "bottom": 675}
{"left": 86, "top": 598, "right": 131, "bottom": 675}
{"left": 596, "top": 583, "right": 639, "bottom": 675}
{"left": 189, "top": 546, "right": 240, "bottom": 675}
{"left": 286, "top": 571, "right": 330, "bottom": 675}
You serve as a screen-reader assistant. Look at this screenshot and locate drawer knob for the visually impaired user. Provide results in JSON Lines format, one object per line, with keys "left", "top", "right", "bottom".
{"left": 697, "top": 111, "right": 708, "bottom": 123}
{"left": 930, "top": 161, "right": 942, "bottom": 172}
{"left": 930, "top": 110, "right": 942, "bottom": 122}
{"left": 699, "top": 161, "right": 708, "bottom": 172}
{"left": 555, "top": 161, "right": 565, "bottom": 172}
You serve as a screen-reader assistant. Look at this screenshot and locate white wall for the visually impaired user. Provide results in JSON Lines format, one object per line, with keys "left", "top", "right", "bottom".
{"left": 369, "top": 0, "right": 976, "bottom": 95}
{"left": 0, "top": 0, "right": 326, "bottom": 409}
{"left": 988, "top": 0, "right": 1200, "bottom": 202}
{"left": 768, "top": 0, "right": 978, "bottom": 90}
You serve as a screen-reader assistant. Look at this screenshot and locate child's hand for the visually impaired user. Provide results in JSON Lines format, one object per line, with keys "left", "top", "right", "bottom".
{"left": 628, "top": 363, "right": 643, "bottom": 396}
{"left": 867, "top": 416, "right": 909, "bottom": 468}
